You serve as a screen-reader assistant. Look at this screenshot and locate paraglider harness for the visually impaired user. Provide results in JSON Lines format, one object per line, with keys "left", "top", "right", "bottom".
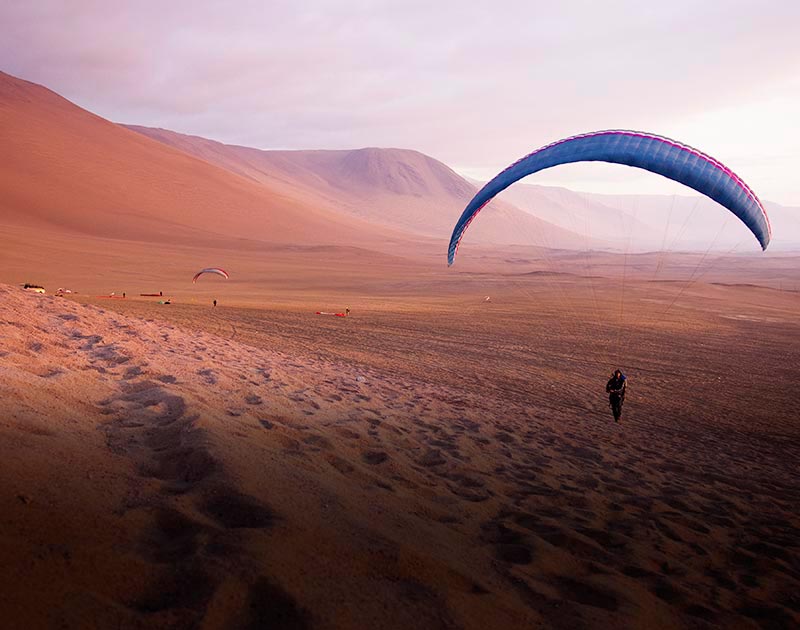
{"left": 606, "top": 371, "right": 627, "bottom": 422}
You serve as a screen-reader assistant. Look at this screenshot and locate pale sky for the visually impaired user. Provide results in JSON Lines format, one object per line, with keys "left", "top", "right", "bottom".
{"left": 2, "top": 1, "right": 799, "bottom": 205}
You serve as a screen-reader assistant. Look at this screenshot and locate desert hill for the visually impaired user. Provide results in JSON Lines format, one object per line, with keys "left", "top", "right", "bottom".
{"left": 0, "top": 70, "right": 452, "bottom": 296}
{"left": 0, "top": 71, "right": 407, "bottom": 249}
{"left": 124, "top": 125, "right": 587, "bottom": 249}
{"left": 0, "top": 70, "right": 592, "bottom": 296}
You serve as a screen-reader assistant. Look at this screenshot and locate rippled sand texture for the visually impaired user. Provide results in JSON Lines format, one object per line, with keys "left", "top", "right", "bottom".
{"left": 1, "top": 280, "right": 798, "bottom": 629}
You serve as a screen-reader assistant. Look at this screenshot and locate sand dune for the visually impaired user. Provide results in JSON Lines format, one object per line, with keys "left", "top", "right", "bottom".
{"left": 2, "top": 281, "right": 798, "bottom": 629}
{"left": 0, "top": 70, "right": 452, "bottom": 302}
{"left": 0, "top": 72, "right": 406, "bottom": 249}
{"left": 124, "top": 125, "right": 587, "bottom": 249}
{"left": 0, "top": 70, "right": 584, "bottom": 300}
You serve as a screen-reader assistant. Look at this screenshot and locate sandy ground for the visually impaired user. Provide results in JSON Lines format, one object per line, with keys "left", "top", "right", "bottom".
{"left": 4, "top": 68, "right": 799, "bottom": 629}
{"left": 1, "top": 275, "right": 799, "bottom": 630}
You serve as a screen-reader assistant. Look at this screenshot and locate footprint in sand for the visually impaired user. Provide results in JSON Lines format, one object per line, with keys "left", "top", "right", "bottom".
{"left": 275, "top": 435, "right": 302, "bottom": 453}
{"left": 124, "top": 365, "right": 144, "bottom": 380}
{"left": 26, "top": 342, "right": 43, "bottom": 354}
{"left": 334, "top": 427, "right": 361, "bottom": 440}
{"left": 326, "top": 454, "right": 355, "bottom": 474}
{"left": 417, "top": 449, "right": 446, "bottom": 467}
{"left": 92, "top": 343, "right": 131, "bottom": 366}
{"left": 479, "top": 520, "right": 534, "bottom": 565}
{"left": 303, "top": 435, "right": 332, "bottom": 450}
{"left": 454, "top": 419, "right": 481, "bottom": 433}
{"left": 449, "top": 485, "right": 491, "bottom": 502}
{"left": 552, "top": 576, "right": 621, "bottom": 612}
{"left": 443, "top": 473, "right": 493, "bottom": 503}
{"left": 362, "top": 451, "right": 389, "bottom": 465}
{"left": 197, "top": 368, "right": 217, "bottom": 385}
{"left": 494, "top": 431, "right": 516, "bottom": 445}
{"left": 76, "top": 333, "right": 102, "bottom": 349}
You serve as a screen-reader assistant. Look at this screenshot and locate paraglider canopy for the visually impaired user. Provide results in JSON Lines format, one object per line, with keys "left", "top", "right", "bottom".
{"left": 192, "top": 268, "right": 229, "bottom": 283}
{"left": 448, "top": 130, "right": 772, "bottom": 265}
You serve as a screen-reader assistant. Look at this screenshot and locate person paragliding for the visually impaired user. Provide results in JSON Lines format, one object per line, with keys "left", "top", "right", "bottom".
{"left": 446, "top": 130, "right": 772, "bottom": 423}
{"left": 192, "top": 268, "right": 229, "bottom": 283}
{"left": 606, "top": 369, "right": 627, "bottom": 423}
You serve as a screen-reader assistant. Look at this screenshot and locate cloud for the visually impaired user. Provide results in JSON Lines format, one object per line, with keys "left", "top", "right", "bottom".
{"left": 2, "top": 0, "right": 799, "bottom": 203}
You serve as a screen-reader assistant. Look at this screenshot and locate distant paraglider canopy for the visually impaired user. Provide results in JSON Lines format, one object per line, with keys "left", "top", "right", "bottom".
{"left": 192, "top": 268, "right": 229, "bottom": 283}
{"left": 447, "top": 130, "right": 772, "bottom": 265}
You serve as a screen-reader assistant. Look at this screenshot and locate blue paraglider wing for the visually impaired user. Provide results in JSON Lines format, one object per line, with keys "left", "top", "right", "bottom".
{"left": 448, "top": 130, "right": 771, "bottom": 265}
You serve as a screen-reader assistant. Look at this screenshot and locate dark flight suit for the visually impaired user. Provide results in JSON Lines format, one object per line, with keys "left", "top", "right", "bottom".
{"left": 606, "top": 374, "right": 627, "bottom": 422}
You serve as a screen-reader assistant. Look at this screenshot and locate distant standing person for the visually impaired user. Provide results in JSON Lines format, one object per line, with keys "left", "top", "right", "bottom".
{"left": 213, "top": 299, "right": 217, "bottom": 308}
{"left": 606, "top": 369, "right": 627, "bottom": 423}
{"left": 345, "top": 307, "right": 350, "bottom": 316}
{"left": 122, "top": 292, "right": 126, "bottom": 298}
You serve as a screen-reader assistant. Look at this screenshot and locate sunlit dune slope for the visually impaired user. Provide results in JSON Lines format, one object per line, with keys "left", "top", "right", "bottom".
{"left": 0, "top": 71, "right": 406, "bottom": 249}
{"left": 125, "top": 125, "right": 587, "bottom": 249}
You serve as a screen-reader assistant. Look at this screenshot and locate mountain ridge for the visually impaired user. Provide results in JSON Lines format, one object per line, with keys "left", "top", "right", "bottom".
{"left": 123, "top": 124, "right": 588, "bottom": 249}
